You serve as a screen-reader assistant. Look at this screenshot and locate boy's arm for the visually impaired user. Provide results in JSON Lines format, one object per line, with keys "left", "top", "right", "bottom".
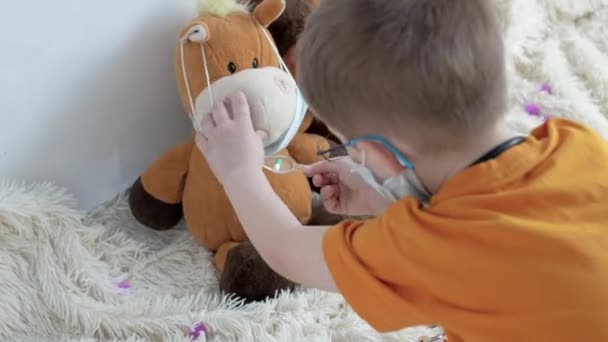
{"left": 222, "top": 169, "right": 337, "bottom": 293}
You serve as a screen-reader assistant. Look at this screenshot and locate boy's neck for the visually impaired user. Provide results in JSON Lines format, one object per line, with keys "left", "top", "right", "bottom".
{"left": 410, "top": 121, "right": 516, "bottom": 194}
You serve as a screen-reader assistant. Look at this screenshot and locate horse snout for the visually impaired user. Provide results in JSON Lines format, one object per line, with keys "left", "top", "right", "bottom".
{"left": 273, "top": 75, "right": 292, "bottom": 94}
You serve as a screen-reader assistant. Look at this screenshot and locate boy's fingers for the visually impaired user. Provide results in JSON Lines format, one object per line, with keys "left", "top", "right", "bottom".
{"left": 194, "top": 133, "right": 208, "bottom": 151}
{"left": 326, "top": 173, "right": 339, "bottom": 184}
{"left": 324, "top": 198, "right": 340, "bottom": 214}
{"left": 255, "top": 130, "right": 269, "bottom": 144}
{"left": 229, "top": 91, "right": 252, "bottom": 125}
{"left": 211, "top": 101, "right": 230, "bottom": 126}
{"left": 320, "top": 185, "right": 338, "bottom": 200}
{"left": 200, "top": 113, "right": 215, "bottom": 134}
{"left": 312, "top": 174, "right": 323, "bottom": 187}
{"left": 312, "top": 173, "right": 338, "bottom": 187}
{"left": 303, "top": 160, "right": 337, "bottom": 177}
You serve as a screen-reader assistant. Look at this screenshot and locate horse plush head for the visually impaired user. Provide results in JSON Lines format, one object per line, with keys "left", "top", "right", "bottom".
{"left": 176, "top": 0, "right": 306, "bottom": 154}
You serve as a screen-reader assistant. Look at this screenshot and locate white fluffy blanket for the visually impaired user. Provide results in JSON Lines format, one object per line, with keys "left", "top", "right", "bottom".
{"left": 499, "top": 0, "right": 608, "bottom": 136}
{"left": 1, "top": 1, "right": 607, "bottom": 341}
{"left": 0, "top": 182, "right": 440, "bottom": 341}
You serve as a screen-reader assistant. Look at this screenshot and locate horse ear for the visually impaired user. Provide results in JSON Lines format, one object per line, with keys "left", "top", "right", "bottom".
{"left": 180, "top": 23, "right": 210, "bottom": 43}
{"left": 188, "top": 23, "right": 210, "bottom": 43}
{"left": 253, "top": 0, "right": 285, "bottom": 27}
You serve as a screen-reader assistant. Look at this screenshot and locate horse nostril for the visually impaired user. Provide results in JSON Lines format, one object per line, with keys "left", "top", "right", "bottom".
{"left": 273, "top": 76, "right": 291, "bottom": 94}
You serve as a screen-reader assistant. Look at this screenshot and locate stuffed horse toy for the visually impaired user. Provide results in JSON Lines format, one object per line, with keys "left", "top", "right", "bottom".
{"left": 129, "top": 0, "right": 317, "bottom": 302}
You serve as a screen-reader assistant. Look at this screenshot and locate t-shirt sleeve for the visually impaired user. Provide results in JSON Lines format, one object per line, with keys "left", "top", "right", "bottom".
{"left": 322, "top": 198, "right": 440, "bottom": 332}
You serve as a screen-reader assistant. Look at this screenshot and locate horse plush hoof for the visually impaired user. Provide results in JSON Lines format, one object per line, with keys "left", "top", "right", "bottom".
{"left": 219, "top": 241, "right": 296, "bottom": 303}
{"left": 128, "top": 177, "right": 183, "bottom": 230}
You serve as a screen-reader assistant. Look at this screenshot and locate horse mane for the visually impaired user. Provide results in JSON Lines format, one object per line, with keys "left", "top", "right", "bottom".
{"left": 198, "top": 0, "right": 251, "bottom": 16}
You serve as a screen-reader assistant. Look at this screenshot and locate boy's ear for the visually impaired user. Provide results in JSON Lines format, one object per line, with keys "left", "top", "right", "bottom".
{"left": 253, "top": 0, "right": 286, "bottom": 27}
{"left": 358, "top": 141, "right": 405, "bottom": 178}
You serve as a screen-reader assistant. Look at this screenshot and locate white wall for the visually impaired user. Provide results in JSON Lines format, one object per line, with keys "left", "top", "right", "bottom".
{"left": 0, "top": 0, "right": 197, "bottom": 209}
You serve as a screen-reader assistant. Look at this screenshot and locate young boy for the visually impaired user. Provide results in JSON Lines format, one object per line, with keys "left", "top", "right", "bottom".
{"left": 195, "top": 0, "right": 608, "bottom": 341}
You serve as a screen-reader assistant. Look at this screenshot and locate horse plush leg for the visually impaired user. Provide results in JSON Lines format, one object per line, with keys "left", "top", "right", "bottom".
{"left": 128, "top": 141, "right": 194, "bottom": 230}
{"left": 219, "top": 241, "right": 296, "bottom": 302}
{"left": 214, "top": 241, "right": 240, "bottom": 272}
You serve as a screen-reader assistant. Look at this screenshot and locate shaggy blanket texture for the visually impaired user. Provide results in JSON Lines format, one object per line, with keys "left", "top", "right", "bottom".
{"left": 1, "top": 0, "right": 607, "bottom": 341}
{"left": 0, "top": 183, "right": 441, "bottom": 341}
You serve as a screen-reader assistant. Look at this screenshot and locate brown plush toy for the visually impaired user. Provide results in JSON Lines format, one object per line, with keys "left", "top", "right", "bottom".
{"left": 129, "top": 0, "right": 316, "bottom": 302}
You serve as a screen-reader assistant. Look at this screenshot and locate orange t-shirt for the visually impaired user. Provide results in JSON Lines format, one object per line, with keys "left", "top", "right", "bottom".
{"left": 323, "top": 118, "right": 608, "bottom": 342}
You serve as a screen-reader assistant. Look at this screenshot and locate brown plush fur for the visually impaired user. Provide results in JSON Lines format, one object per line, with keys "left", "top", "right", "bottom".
{"left": 129, "top": 0, "right": 317, "bottom": 302}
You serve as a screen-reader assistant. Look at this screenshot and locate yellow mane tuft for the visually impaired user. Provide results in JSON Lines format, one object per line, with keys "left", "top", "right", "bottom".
{"left": 197, "top": 0, "right": 250, "bottom": 16}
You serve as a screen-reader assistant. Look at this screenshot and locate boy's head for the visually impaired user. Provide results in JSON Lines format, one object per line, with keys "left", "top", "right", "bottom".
{"left": 297, "top": 0, "right": 507, "bottom": 154}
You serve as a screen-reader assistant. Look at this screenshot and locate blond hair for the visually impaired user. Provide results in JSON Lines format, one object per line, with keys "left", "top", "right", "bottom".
{"left": 197, "top": 0, "right": 249, "bottom": 16}
{"left": 297, "top": 0, "right": 507, "bottom": 151}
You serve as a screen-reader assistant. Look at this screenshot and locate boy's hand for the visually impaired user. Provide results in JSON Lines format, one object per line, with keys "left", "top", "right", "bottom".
{"left": 195, "top": 91, "right": 267, "bottom": 185}
{"left": 304, "top": 158, "right": 393, "bottom": 216}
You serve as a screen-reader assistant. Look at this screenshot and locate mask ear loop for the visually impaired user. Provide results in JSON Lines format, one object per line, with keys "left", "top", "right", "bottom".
{"left": 361, "top": 149, "right": 366, "bottom": 168}
{"left": 180, "top": 25, "right": 214, "bottom": 133}
{"left": 200, "top": 45, "right": 214, "bottom": 105}
{"left": 259, "top": 27, "right": 292, "bottom": 78}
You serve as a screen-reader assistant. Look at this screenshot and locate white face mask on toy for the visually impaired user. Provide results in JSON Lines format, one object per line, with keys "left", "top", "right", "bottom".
{"left": 178, "top": 24, "right": 307, "bottom": 156}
